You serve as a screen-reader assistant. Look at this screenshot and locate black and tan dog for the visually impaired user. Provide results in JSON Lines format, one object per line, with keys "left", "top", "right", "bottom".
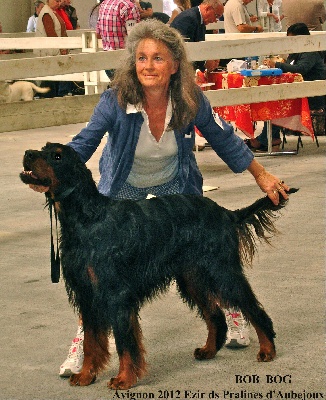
{"left": 20, "top": 142, "right": 296, "bottom": 390}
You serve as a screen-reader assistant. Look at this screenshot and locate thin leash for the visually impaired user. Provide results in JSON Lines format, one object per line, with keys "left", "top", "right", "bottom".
{"left": 47, "top": 186, "right": 76, "bottom": 283}
{"left": 48, "top": 198, "right": 60, "bottom": 283}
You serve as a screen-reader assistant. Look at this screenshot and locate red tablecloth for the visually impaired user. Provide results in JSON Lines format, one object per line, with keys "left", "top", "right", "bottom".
{"left": 206, "top": 71, "right": 314, "bottom": 138}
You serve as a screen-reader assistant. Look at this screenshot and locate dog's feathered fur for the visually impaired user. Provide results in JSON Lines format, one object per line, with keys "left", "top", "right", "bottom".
{"left": 20, "top": 142, "right": 296, "bottom": 390}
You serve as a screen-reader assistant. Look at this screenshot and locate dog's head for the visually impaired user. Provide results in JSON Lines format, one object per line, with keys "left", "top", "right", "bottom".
{"left": 20, "top": 142, "right": 90, "bottom": 199}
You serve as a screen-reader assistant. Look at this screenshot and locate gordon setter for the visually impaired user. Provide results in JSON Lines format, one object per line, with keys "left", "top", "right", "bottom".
{"left": 20, "top": 142, "right": 296, "bottom": 390}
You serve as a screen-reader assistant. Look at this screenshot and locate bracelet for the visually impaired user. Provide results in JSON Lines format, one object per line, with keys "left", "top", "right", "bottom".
{"left": 253, "top": 27, "right": 258, "bottom": 33}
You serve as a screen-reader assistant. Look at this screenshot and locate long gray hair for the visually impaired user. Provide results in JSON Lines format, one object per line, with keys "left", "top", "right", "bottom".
{"left": 112, "top": 19, "right": 201, "bottom": 130}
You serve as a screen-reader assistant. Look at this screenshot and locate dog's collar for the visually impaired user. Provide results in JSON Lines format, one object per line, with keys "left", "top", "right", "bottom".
{"left": 53, "top": 186, "right": 76, "bottom": 202}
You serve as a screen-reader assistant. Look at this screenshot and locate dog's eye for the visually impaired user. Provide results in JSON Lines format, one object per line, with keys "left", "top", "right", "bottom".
{"left": 54, "top": 153, "right": 62, "bottom": 161}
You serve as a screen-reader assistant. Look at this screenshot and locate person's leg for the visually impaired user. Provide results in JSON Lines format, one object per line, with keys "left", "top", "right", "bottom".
{"left": 57, "top": 81, "right": 74, "bottom": 97}
{"left": 224, "top": 308, "right": 250, "bottom": 348}
{"left": 59, "top": 317, "right": 84, "bottom": 377}
{"left": 245, "top": 123, "right": 281, "bottom": 150}
{"left": 256, "top": 123, "right": 280, "bottom": 146}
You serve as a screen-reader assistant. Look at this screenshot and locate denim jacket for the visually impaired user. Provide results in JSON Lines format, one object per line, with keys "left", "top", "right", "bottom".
{"left": 68, "top": 88, "right": 254, "bottom": 197}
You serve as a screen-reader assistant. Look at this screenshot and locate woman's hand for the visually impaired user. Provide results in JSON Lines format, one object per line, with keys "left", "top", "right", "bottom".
{"left": 247, "top": 159, "right": 290, "bottom": 205}
{"left": 255, "top": 170, "right": 289, "bottom": 205}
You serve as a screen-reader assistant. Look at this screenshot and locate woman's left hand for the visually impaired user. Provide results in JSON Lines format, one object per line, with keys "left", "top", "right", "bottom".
{"left": 255, "top": 170, "right": 290, "bottom": 205}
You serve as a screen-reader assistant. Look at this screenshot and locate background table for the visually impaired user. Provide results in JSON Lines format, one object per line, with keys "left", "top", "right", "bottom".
{"left": 207, "top": 71, "right": 314, "bottom": 138}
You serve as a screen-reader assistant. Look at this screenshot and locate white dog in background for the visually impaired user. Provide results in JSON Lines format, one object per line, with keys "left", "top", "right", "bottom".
{"left": 0, "top": 81, "right": 50, "bottom": 103}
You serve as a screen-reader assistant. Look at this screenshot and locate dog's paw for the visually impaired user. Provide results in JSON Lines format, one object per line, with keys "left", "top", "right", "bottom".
{"left": 194, "top": 346, "right": 216, "bottom": 360}
{"left": 257, "top": 349, "right": 276, "bottom": 362}
{"left": 69, "top": 372, "right": 97, "bottom": 386}
{"left": 107, "top": 374, "right": 137, "bottom": 390}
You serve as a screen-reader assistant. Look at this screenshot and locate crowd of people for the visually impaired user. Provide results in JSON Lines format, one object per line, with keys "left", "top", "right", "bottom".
{"left": 4, "top": 0, "right": 324, "bottom": 380}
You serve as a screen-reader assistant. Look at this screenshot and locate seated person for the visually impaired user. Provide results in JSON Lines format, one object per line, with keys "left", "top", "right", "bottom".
{"left": 136, "top": 1, "right": 154, "bottom": 19}
{"left": 136, "top": 1, "right": 170, "bottom": 23}
{"left": 245, "top": 22, "right": 326, "bottom": 150}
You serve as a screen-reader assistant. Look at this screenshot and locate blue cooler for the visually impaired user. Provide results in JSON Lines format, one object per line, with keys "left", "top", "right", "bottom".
{"left": 240, "top": 68, "right": 283, "bottom": 77}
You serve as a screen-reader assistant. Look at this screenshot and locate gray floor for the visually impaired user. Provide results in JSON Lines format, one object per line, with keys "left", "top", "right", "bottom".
{"left": 0, "top": 123, "right": 325, "bottom": 399}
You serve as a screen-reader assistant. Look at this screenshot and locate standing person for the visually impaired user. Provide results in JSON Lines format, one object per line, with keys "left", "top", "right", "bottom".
{"left": 89, "top": 0, "right": 105, "bottom": 29}
{"left": 56, "top": 0, "right": 73, "bottom": 30}
{"left": 26, "top": 1, "right": 45, "bottom": 32}
{"left": 31, "top": 19, "right": 288, "bottom": 376}
{"left": 96, "top": 0, "right": 140, "bottom": 79}
{"left": 56, "top": 0, "right": 77, "bottom": 96}
{"left": 62, "top": 0, "right": 79, "bottom": 29}
{"left": 257, "top": 0, "right": 283, "bottom": 32}
{"left": 224, "top": 0, "right": 263, "bottom": 33}
{"left": 167, "top": 0, "right": 191, "bottom": 25}
{"left": 34, "top": 0, "right": 69, "bottom": 97}
{"left": 35, "top": 0, "right": 69, "bottom": 57}
{"left": 282, "top": 0, "right": 326, "bottom": 31}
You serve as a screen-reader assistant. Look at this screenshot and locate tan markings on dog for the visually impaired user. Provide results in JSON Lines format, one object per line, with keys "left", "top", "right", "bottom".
{"left": 70, "top": 329, "right": 109, "bottom": 386}
{"left": 33, "top": 159, "right": 59, "bottom": 188}
{"left": 108, "top": 351, "right": 139, "bottom": 390}
{"left": 87, "top": 266, "right": 98, "bottom": 285}
{"left": 250, "top": 323, "right": 276, "bottom": 362}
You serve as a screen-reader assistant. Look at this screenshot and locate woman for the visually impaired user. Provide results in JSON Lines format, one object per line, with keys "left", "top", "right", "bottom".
{"left": 257, "top": 0, "right": 283, "bottom": 32}
{"left": 29, "top": 19, "right": 288, "bottom": 376}
{"left": 246, "top": 22, "right": 325, "bottom": 148}
{"left": 35, "top": 0, "right": 69, "bottom": 57}
{"left": 167, "top": 0, "right": 191, "bottom": 25}
{"left": 34, "top": 0, "right": 70, "bottom": 97}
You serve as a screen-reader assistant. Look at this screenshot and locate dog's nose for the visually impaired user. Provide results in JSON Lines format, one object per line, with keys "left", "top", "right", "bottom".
{"left": 24, "top": 150, "right": 38, "bottom": 160}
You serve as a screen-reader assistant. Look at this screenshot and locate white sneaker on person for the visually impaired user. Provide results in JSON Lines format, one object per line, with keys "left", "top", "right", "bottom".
{"left": 59, "top": 335, "right": 84, "bottom": 377}
{"left": 225, "top": 309, "right": 250, "bottom": 348}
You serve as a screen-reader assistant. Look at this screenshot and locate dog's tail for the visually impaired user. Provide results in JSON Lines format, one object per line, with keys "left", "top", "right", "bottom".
{"left": 30, "top": 82, "right": 50, "bottom": 93}
{"left": 232, "top": 188, "right": 298, "bottom": 266}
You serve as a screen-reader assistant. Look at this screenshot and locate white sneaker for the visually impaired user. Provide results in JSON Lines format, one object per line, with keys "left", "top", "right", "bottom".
{"left": 225, "top": 309, "right": 250, "bottom": 348}
{"left": 59, "top": 335, "right": 84, "bottom": 377}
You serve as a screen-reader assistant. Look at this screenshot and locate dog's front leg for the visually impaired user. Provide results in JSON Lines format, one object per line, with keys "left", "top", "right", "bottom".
{"left": 69, "top": 329, "right": 109, "bottom": 386}
{"left": 108, "top": 311, "right": 147, "bottom": 390}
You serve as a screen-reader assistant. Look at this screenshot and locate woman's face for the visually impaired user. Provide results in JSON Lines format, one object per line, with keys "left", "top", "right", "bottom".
{"left": 48, "top": 0, "right": 61, "bottom": 10}
{"left": 135, "top": 39, "right": 179, "bottom": 92}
